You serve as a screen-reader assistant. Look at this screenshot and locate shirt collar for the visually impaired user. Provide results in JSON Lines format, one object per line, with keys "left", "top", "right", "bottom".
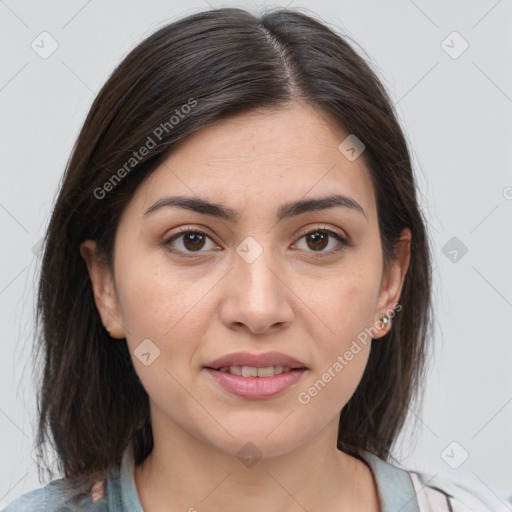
{"left": 117, "top": 444, "right": 144, "bottom": 511}
{"left": 359, "top": 450, "right": 420, "bottom": 512}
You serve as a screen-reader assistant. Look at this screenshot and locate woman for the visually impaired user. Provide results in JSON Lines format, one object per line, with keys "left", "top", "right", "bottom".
{"left": 4, "top": 7, "right": 494, "bottom": 511}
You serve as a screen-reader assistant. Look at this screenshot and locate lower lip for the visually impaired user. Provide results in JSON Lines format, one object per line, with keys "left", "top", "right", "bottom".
{"left": 204, "top": 368, "right": 307, "bottom": 399}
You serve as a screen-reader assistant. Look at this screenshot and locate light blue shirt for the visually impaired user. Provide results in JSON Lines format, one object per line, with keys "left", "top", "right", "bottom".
{"left": 3, "top": 447, "right": 420, "bottom": 511}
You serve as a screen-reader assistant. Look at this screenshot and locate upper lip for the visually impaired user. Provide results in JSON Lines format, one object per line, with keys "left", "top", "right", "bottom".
{"left": 205, "top": 351, "right": 308, "bottom": 370}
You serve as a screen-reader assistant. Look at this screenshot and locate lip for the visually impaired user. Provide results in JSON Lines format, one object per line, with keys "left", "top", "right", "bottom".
{"left": 205, "top": 351, "right": 307, "bottom": 370}
{"left": 204, "top": 367, "right": 307, "bottom": 399}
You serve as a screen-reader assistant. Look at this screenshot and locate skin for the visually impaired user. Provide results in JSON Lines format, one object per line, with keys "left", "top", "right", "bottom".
{"left": 81, "top": 102, "right": 411, "bottom": 512}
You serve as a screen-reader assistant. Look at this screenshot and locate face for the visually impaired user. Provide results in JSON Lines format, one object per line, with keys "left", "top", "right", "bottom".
{"left": 81, "top": 102, "right": 410, "bottom": 459}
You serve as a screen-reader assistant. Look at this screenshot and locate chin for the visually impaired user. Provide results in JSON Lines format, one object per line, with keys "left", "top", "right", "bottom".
{"left": 200, "top": 421, "right": 309, "bottom": 462}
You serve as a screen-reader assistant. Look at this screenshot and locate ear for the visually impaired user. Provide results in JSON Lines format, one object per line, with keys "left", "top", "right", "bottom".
{"left": 79, "top": 240, "right": 126, "bottom": 339}
{"left": 372, "top": 228, "right": 411, "bottom": 339}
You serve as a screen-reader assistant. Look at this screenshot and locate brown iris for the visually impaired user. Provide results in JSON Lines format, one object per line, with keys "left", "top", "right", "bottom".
{"left": 182, "top": 232, "right": 206, "bottom": 251}
{"left": 306, "top": 231, "right": 329, "bottom": 251}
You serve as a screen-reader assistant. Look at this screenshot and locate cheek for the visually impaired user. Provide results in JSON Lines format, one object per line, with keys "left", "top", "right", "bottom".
{"left": 312, "top": 265, "right": 381, "bottom": 348}
{"left": 115, "top": 251, "right": 204, "bottom": 337}
{"left": 297, "top": 266, "right": 379, "bottom": 409}
{"left": 114, "top": 258, "right": 207, "bottom": 419}
{"left": 297, "top": 325, "right": 372, "bottom": 416}
{"left": 114, "top": 251, "right": 222, "bottom": 387}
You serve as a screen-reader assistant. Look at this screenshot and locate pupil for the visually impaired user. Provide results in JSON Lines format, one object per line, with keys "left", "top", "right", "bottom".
{"left": 184, "top": 233, "right": 205, "bottom": 251}
{"left": 308, "top": 231, "right": 328, "bottom": 250}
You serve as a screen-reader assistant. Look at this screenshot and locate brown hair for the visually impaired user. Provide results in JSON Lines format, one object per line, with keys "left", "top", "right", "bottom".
{"left": 33, "top": 6, "right": 433, "bottom": 496}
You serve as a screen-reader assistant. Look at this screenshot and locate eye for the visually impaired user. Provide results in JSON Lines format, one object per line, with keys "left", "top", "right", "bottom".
{"left": 293, "top": 226, "right": 351, "bottom": 257}
{"left": 163, "top": 225, "right": 351, "bottom": 258}
{"left": 163, "top": 227, "right": 218, "bottom": 257}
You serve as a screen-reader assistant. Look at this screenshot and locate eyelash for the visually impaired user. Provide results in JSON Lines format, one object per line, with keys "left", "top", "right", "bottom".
{"left": 163, "top": 225, "right": 351, "bottom": 259}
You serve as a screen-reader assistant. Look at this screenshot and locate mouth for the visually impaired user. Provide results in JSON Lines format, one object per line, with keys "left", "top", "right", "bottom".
{"left": 204, "top": 350, "right": 308, "bottom": 374}
{"left": 203, "top": 352, "right": 308, "bottom": 399}
{"left": 205, "top": 364, "right": 304, "bottom": 377}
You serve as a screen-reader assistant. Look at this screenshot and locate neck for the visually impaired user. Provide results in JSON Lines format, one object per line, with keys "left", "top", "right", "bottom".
{"left": 133, "top": 409, "right": 379, "bottom": 512}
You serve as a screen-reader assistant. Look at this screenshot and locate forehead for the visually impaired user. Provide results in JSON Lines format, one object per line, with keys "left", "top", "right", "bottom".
{"left": 129, "top": 103, "right": 376, "bottom": 222}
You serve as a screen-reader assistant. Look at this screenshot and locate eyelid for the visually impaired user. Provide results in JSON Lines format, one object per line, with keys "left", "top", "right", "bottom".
{"left": 295, "top": 224, "right": 349, "bottom": 243}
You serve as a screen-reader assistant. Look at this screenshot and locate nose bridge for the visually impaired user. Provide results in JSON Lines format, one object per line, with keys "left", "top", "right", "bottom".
{"left": 220, "top": 234, "right": 293, "bottom": 333}
{"left": 235, "top": 234, "right": 282, "bottom": 303}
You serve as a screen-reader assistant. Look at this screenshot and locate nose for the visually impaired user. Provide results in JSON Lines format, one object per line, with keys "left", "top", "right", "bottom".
{"left": 218, "top": 244, "right": 294, "bottom": 336}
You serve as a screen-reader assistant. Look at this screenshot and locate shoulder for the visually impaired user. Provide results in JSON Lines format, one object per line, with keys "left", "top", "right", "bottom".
{"left": 408, "top": 470, "right": 501, "bottom": 512}
{"left": 360, "top": 451, "right": 501, "bottom": 512}
{"left": 2, "top": 478, "right": 109, "bottom": 512}
{"left": 2, "top": 486, "right": 46, "bottom": 512}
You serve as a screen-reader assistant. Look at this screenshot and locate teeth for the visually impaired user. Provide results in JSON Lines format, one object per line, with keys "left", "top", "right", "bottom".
{"left": 273, "top": 365, "right": 284, "bottom": 375}
{"left": 257, "top": 366, "right": 276, "bottom": 377}
{"left": 241, "top": 366, "right": 258, "bottom": 377}
{"left": 217, "top": 365, "right": 295, "bottom": 377}
{"left": 230, "top": 365, "right": 241, "bottom": 376}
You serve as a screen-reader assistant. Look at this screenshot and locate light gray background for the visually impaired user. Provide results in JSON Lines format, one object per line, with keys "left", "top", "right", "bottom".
{"left": 1, "top": 0, "right": 511, "bottom": 509}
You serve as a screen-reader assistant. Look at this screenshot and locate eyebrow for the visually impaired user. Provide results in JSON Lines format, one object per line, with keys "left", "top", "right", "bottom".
{"left": 142, "top": 193, "right": 367, "bottom": 223}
